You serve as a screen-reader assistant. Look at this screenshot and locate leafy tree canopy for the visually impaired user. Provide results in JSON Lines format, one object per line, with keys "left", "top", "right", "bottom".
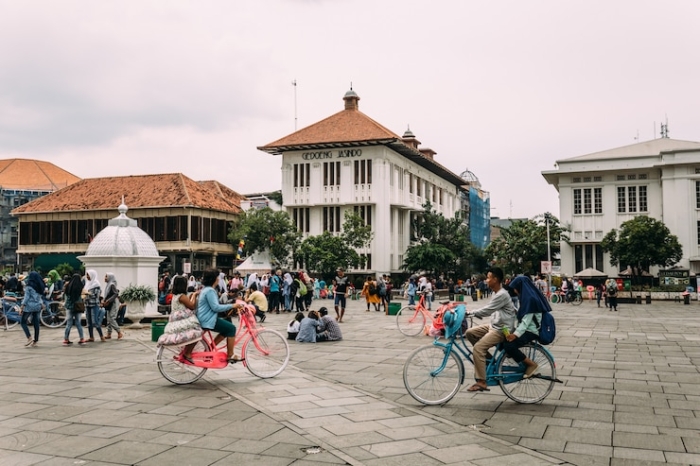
{"left": 485, "top": 213, "right": 568, "bottom": 276}
{"left": 601, "top": 216, "right": 682, "bottom": 275}
{"left": 228, "top": 208, "right": 300, "bottom": 265}
{"left": 402, "top": 202, "right": 476, "bottom": 277}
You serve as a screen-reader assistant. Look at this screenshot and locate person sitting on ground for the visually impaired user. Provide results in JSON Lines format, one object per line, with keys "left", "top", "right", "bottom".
{"left": 296, "top": 310, "right": 321, "bottom": 343}
{"left": 197, "top": 268, "right": 241, "bottom": 364}
{"left": 503, "top": 276, "right": 545, "bottom": 379}
{"left": 316, "top": 307, "right": 342, "bottom": 342}
{"left": 245, "top": 283, "right": 268, "bottom": 322}
{"left": 287, "top": 311, "right": 304, "bottom": 340}
{"left": 465, "top": 267, "right": 516, "bottom": 392}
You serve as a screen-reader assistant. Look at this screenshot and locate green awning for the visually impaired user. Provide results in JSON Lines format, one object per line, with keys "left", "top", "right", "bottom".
{"left": 32, "top": 254, "right": 82, "bottom": 272}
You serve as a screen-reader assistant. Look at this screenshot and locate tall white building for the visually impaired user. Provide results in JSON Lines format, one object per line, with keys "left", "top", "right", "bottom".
{"left": 542, "top": 137, "right": 700, "bottom": 276}
{"left": 258, "top": 89, "right": 467, "bottom": 273}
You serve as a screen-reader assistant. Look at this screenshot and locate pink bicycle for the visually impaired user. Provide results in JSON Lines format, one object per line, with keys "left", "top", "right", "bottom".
{"left": 157, "top": 301, "right": 290, "bottom": 384}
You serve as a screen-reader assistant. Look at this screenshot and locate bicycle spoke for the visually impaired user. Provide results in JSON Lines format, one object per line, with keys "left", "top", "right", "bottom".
{"left": 404, "top": 345, "right": 463, "bottom": 405}
{"left": 498, "top": 344, "right": 555, "bottom": 404}
{"left": 244, "top": 329, "right": 289, "bottom": 378}
{"left": 157, "top": 340, "right": 209, "bottom": 385}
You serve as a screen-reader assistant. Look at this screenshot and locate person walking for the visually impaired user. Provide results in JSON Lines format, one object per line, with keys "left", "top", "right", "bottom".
{"left": 333, "top": 268, "right": 349, "bottom": 322}
{"left": 63, "top": 273, "right": 87, "bottom": 346}
{"left": 84, "top": 269, "right": 105, "bottom": 342}
{"left": 361, "top": 275, "right": 381, "bottom": 312}
{"left": 19, "top": 272, "right": 44, "bottom": 347}
{"left": 283, "top": 272, "right": 293, "bottom": 312}
{"left": 102, "top": 273, "right": 123, "bottom": 339}
{"left": 269, "top": 269, "right": 282, "bottom": 314}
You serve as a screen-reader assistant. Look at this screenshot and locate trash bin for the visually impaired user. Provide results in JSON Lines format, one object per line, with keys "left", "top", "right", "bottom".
{"left": 683, "top": 293, "right": 690, "bottom": 305}
{"left": 636, "top": 295, "right": 642, "bottom": 305}
{"left": 456, "top": 294, "right": 464, "bottom": 302}
{"left": 645, "top": 295, "right": 651, "bottom": 304}
{"left": 151, "top": 320, "right": 167, "bottom": 342}
{"left": 388, "top": 303, "right": 401, "bottom": 316}
{"left": 471, "top": 292, "right": 478, "bottom": 302}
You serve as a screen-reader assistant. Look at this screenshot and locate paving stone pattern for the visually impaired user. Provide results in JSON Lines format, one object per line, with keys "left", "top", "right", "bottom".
{"left": 0, "top": 295, "right": 698, "bottom": 465}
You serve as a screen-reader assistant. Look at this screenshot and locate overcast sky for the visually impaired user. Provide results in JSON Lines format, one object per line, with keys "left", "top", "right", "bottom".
{"left": 1, "top": 1, "right": 699, "bottom": 219}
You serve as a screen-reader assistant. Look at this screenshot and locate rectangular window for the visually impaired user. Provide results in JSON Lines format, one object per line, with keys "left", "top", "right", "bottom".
{"left": 293, "top": 208, "right": 310, "bottom": 233}
{"left": 353, "top": 205, "right": 372, "bottom": 227}
{"left": 595, "top": 244, "right": 604, "bottom": 271}
{"left": 294, "top": 163, "right": 310, "bottom": 187}
{"left": 617, "top": 187, "right": 626, "bottom": 213}
{"left": 397, "top": 168, "right": 403, "bottom": 189}
{"left": 639, "top": 186, "right": 647, "bottom": 212}
{"left": 323, "top": 206, "right": 341, "bottom": 232}
{"left": 191, "top": 216, "right": 201, "bottom": 242}
{"left": 593, "top": 176, "right": 602, "bottom": 182}
{"left": 202, "top": 218, "right": 211, "bottom": 242}
{"left": 594, "top": 188, "right": 602, "bottom": 214}
{"left": 438, "top": 188, "right": 443, "bottom": 205}
{"left": 638, "top": 174, "right": 648, "bottom": 180}
{"left": 583, "top": 177, "right": 591, "bottom": 183}
{"left": 696, "top": 181, "right": 700, "bottom": 208}
{"left": 353, "top": 160, "right": 372, "bottom": 185}
{"left": 574, "top": 245, "right": 583, "bottom": 273}
{"left": 698, "top": 221, "right": 700, "bottom": 245}
{"left": 408, "top": 173, "right": 413, "bottom": 194}
{"left": 628, "top": 174, "right": 636, "bottom": 180}
{"left": 573, "top": 177, "right": 581, "bottom": 183}
{"left": 416, "top": 178, "right": 422, "bottom": 197}
{"left": 583, "top": 188, "right": 592, "bottom": 214}
{"left": 323, "top": 161, "right": 340, "bottom": 186}
{"left": 573, "top": 189, "right": 582, "bottom": 215}
{"left": 616, "top": 175, "right": 625, "bottom": 181}
{"left": 628, "top": 186, "right": 637, "bottom": 213}
{"left": 585, "top": 244, "right": 593, "bottom": 269}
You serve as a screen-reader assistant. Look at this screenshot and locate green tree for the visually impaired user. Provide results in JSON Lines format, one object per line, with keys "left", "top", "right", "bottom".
{"left": 228, "top": 208, "right": 300, "bottom": 265}
{"left": 601, "top": 216, "right": 682, "bottom": 282}
{"left": 402, "top": 202, "right": 476, "bottom": 277}
{"left": 297, "top": 211, "right": 373, "bottom": 278}
{"left": 485, "top": 214, "right": 568, "bottom": 276}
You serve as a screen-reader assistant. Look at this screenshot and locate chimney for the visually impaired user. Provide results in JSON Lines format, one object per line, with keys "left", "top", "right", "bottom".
{"left": 419, "top": 148, "right": 436, "bottom": 161}
{"left": 343, "top": 89, "right": 360, "bottom": 111}
{"left": 401, "top": 126, "right": 421, "bottom": 150}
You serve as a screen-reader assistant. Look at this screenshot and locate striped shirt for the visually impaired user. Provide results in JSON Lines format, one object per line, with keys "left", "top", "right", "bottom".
{"left": 318, "top": 315, "right": 343, "bottom": 341}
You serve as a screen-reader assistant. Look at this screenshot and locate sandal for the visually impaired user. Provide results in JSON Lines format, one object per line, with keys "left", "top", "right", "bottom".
{"left": 466, "top": 383, "right": 490, "bottom": 392}
{"left": 117, "top": 332, "right": 124, "bottom": 340}
{"left": 104, "top": 334, "right": 112, "bottom": 340}
{"left": 227, "top": 356, "right": 244, "bottom": 365}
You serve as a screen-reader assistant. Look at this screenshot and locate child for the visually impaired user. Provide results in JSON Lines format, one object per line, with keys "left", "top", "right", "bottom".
{"left": 287, "top": 311, "right": 304, "bottom": 340}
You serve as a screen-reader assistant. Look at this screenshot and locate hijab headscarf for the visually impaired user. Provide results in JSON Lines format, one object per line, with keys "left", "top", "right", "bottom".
{"left": 84, "top": 269, "right": 102, "bottom": 292}
{"left": 246, "top": 273, "right": 258, "bottom": 290}
{"left": 26, "top": 271, "right": 46, "bottom": 295}
{"left": 47, "top": 269, "right": 60, "bottom": 285}
{"left": 509, "top": 276, "right": 552, "bottom": 321}
{"left": 105, "top": 273, "right": 117, "bottom": 292}
{"left": 66, "top": 273, "right": 84, "bottom": 302}
{"left": 188, "top": 275, "right": 197, "bottom": 290}
{"left": 284, "top": 273, "right": 293, "bottom": 285}
{"left": 217, "top": 272, "right": 228, "bottom": 293}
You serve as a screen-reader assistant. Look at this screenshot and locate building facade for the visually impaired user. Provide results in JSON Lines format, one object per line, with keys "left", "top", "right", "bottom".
{"left": 12, "top": 173, "right": 245, "bottom": 274}
{"left": 258, "top": 90, "right": 468, "bottom": 273}
{"left": 0, "top": 159, "right": 81, "bottom": 270}
{"left": 542, "top": 137, "right": 700, "bottom": 276}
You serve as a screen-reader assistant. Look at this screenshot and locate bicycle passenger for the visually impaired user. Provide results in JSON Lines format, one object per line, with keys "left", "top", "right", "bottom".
{"left": 465, "top": 267, "right": 516, "bottom": 392}
{"left": 197, "top": 268, "right": 240, "bottom": 364}
{"left": 503, "top": 276, "right": 546, "bottom": 379}
{"left": 19, "top": 272, "right": 44, "bottom": 347}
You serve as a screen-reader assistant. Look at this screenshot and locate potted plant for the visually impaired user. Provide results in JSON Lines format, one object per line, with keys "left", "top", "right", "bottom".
{"left": 120, "top": 284, "right": 156, "bottom": 328}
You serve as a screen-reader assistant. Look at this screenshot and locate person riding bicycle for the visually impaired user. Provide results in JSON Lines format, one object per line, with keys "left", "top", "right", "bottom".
{"left": 465, "top": 267, "right": 516, "bottom": 392}
{"left": 503, "top": 276, "right": 547, "bottom": 379}
{"left": 197, "top": 268, "right": 241, "bottom": 364}
{"left": 562, "top": 277, "right": 575, "bottom": 302}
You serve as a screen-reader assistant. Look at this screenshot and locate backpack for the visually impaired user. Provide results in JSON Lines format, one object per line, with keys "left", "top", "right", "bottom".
{"left": 607, "top": 283, "right": 617, "bottom": 294}
{"left": 378, "top": 280, "right": 387, "bottom": 295}
{"left": 158, "top": 279, "right": 166, "bottom": 292}
{"left": 297, "top": 279, "right": 307, "bottom": 296}
{"left": 535, "top": 312, "right": 556, "bottom": 345}
{"left": 368, "top": 282, "right": 378, "bottom": 296}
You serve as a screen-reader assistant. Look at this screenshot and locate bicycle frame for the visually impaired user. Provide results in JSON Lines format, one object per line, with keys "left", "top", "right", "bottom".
{"left": 407, "top": 294, "right": 434, "bottom": 323}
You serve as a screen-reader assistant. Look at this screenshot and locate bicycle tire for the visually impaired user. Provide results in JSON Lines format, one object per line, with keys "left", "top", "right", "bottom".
{"left": 157, "top": 339, "right": 210, "bottom": 385}
{"left": 550, "top": 293, "right": 560, "bottom": 304}
{"left": 498, "top": 344, "right": 555, "bottom": 404}
{"left": 4, "top": 305, "right": 21, "bottom": 330}
{"left": 244, "top": 329, "right": 290, "bottom": 378}
{"left": 396, "top": 306, "right": 426, "bottom": 337}
{"left": 403, "top": 345, "right": 464, "bottom": 405}
{"left": 572, "top": 293, "right": 583, "bottom": 306}
{"left": 40, "top": 301, "right": 67, "bottom": 328}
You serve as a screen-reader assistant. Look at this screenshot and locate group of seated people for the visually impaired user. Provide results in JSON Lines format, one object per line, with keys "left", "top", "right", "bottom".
{"left": 287, "top": 307, "right": 343, "bottom": 343}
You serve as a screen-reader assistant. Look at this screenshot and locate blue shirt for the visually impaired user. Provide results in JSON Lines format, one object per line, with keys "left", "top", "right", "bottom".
{"left": 296, "top": 317, "right": 320, "bottom": 343}
{"left": 269, "top": 275, "right": 282, "bottom": 293}
{"left": 197, "top": 287, "right": 231, "bottom": 330}
{"left": 21, "top": 287, "right": 43, "bottom": 313}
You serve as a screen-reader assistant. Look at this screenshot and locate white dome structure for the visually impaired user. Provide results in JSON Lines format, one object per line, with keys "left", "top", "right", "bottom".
{"left": 79, "top": 199, "right": 165, "bottom": 325}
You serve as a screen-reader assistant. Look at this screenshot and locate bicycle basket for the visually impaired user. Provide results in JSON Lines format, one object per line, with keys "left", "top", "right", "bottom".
{"left": 443, "top": 304, "right": 466, "bottom": 338}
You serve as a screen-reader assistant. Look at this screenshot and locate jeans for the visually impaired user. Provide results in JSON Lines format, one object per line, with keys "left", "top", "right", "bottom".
{"left": 64, "top": 311, "right": 84, "bottom": 341}
{"left": 284, "top": 294, "right": 292, "bottom": 311}
{"left": 88, "top": 305, "right": 104, "bottom": 337}
{"left": 408, "top": 294, "right": 415, "bottom": 306}
{"left": 21, "top": 311, "right": 40, "bottom": 342}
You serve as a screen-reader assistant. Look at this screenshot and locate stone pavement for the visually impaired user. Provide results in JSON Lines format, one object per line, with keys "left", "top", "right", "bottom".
{"left": 0, "top": 295, "right": 697, "bottom": 465}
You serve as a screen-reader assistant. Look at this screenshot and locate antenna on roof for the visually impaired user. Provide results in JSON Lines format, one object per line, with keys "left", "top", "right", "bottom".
{"left": 350, "top": 81, "right": 353, "bottom": 90}
{"left": 292, "top": 79, "right": 298, "bottom": 131}
{"left": 660, "top": 116, "right": 669, "bottom": 138}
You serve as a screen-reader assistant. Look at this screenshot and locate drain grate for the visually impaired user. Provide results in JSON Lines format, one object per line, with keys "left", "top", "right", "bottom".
{"left": 301, "top": 446, "right": 324, "bottom": 454}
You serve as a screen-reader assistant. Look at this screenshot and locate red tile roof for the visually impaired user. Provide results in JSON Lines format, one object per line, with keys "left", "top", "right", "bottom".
{"left": 0, "top": 158, "right": 80, "bottom": 191}
{"left": 12, "top": 173, "right": 244, "bottom": 215}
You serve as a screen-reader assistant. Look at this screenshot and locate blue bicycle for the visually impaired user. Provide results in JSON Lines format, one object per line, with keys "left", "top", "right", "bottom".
{"left": 403, "top": 306, "right": 560, "bottom": 405}
{"left": 1, "top": 293, "right": 22, "bottom": 330}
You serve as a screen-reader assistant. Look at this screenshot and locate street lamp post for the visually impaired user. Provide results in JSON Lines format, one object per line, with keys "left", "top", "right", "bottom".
{"left": 545, "top": 213, "right": 552, "bottom": 293}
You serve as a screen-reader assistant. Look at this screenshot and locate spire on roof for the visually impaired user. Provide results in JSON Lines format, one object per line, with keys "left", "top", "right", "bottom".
{"left": 403, "top": 125, "right": 415, "bottom": 139}
{"left": 343, "top": 87, "right": 360, "bottom": 111}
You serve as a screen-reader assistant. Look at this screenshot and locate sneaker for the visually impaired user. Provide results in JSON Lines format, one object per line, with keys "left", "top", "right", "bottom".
{"left": 30, "top": 341, "right": 37, "bottom": 347}
{"left": 78, "top": 339, "right": 87, "bottom": 346}
{"left": 524, "top": 363, "right": 539, "bottom": 379}
{"left": 62, "top": 340, "right": 73, "bottom": 346}
{"left": 24, "top": 338, "right": 33, "bottom": 347}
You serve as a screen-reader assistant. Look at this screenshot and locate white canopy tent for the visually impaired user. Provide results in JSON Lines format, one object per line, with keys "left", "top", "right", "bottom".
{"left": 573, "top": 267, "right": 608, "bottom": 279}
{"left": 234, "top": 250, "right": 274, "bottom": 275}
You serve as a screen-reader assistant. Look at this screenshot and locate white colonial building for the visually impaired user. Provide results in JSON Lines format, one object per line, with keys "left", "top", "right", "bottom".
{"left": 258, "top": 89, "right": 468, "bottom": 273}
{"left": 542, "top": 137, "right": 700, "bottom": 276}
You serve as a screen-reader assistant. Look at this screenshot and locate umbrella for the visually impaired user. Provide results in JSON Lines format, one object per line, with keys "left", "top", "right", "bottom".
{"left": 573, "top": 267, "right": 608, "bottom": 279}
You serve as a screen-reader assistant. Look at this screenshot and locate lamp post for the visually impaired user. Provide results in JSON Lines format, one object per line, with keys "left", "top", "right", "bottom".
{"left": 545, "top": 212, "right": 552, "bottom": 293}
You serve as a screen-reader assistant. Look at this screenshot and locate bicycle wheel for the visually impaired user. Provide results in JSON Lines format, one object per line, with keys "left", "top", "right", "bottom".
{"left": 157, "top": 339, "right": 210, "bottom": 385}
{"left": 549, "top": 294, "right": 559, "bottom": 304}
{"left": 572, "top": 293, "right": 583, "bottom": 306}
{"left": 244, "top": 329, "right": 290, "bottom": 378}
{"left": 396, "top": 306, "right": 426, "bottom": 337}
{"left": 498, "top": 344, "right": 555, "bottom": 404}
{"left": 5, "top": 305, "right": 21, "bottom": 330}
{"left": 40, "top": 301, "right": 67, "bottom": 328}
{"left": 403, "top": 345, "right": 464, "bottom": 405}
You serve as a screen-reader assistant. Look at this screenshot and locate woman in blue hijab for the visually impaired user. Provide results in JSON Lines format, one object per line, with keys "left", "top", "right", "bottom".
{"left": 503, "top": 276, "right": 551, "bottom": 378}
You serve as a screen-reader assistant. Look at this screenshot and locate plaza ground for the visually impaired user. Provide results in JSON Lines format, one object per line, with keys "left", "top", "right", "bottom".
{"left": 0, "top": 295, "right": 698, "bottom": 465}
